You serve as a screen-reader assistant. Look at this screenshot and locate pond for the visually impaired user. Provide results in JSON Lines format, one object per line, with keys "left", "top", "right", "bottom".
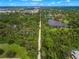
{"left": 48, "top": 19, "right": 68, "bottom": 27}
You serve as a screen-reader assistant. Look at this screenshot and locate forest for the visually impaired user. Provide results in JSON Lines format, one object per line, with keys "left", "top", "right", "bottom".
{"left": 0, "top": 8, "right": 79, "bottom": 59}
{"left": 0, "top": 12, "right": 39, "bottom": 59}
{"left": 41, "top": 8, "right": 79, "bottom": 59}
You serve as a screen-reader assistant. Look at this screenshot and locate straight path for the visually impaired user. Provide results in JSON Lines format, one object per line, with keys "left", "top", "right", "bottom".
{"left": 38, "top": 13, "right": 41, "bottom": 59}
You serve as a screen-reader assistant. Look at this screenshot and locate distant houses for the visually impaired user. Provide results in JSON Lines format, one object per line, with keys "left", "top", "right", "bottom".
{"left": 0, "top": 8, "right": 39, "bottom": 13}
{"left": 21, "top": 8, "right": 39, "bottom": 13}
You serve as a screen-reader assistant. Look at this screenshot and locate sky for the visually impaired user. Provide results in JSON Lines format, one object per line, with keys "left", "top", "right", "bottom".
{"left": 0, "top": 0, "right": 79, "bottom": 6}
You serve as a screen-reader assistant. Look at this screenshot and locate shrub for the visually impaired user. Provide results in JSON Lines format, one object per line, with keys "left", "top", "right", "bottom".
{"left": 6, "top": 50, "right": 16, "bottom": 58}
{"left": 0, "top": 49, "right": 4, "bottom": 55}
{"left": 8, "top": 40, "right": 15, "bottom": 44}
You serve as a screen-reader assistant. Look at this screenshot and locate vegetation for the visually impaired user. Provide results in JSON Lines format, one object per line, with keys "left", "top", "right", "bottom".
{"left": 0, "top": 12, "right": 39, "bottom": 59}
{"left": 41, "top": 8, "right": 79, "bottom": 59}
{"left": 6, "top": 50, "right": 16, "bottom": 58}
{"left": 0, "top": 44, "right": 30, "bottom": 59}
{"left": 0, "top": 49, "right": 4, "bottom": 55}
{"left": 0, "top": 8, "right": 79, "bottom": 59}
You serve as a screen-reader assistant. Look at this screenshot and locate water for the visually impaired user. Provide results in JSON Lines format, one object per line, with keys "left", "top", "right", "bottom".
{"left": 48, "top": 19, "right": 68, "bottom": 27}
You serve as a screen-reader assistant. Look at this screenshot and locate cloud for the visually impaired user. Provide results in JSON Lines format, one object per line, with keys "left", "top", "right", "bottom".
{"left": 57, "top": 1, "right": 61, "bottom": 4}
{"left": 21, "top": 0, "right": 28, "bottom": 1}
{"left": 51, "top": 2, "right": 55, "bottom": 4}
{"left": 30, "top": 2, "right": 42, "bottom": 6}
{"left": 9, "top": 0, "right": 12, "bottom": 2}
{"left": 27, "top": 2, "right": 45, "bottom": 6}
{"left": 67, "top": 0, "right": 70, "bottom": 2}
{"left": 32, "top": 0, "right": 42, "bottom": 1}
{"left": 48, "top": 2, "right": 56, "bottom": 6}
{"left": 30, "top": 2, "right": 39, "bottom": 5}
{"left": 10, "top": 3, "right": 16, "bottom": 6}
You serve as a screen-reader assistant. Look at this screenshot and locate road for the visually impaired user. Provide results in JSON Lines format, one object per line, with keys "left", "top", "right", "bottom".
{"left": 38, "top": 13, "right": 41, "bottom": 59}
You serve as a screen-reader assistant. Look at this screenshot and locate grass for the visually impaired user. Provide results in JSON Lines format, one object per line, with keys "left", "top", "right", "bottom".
{"left": 0, "top": 44, "right": 30, "bottom": 59}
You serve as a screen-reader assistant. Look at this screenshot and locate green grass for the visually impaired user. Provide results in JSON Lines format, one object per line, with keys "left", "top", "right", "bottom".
{"left": 0, "top": 44, "right": 30, "bottom": 59}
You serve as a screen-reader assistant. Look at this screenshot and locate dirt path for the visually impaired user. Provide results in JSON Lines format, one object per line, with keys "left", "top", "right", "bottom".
{"left": 38, "top": 13, "right": 41, "bottom": 59}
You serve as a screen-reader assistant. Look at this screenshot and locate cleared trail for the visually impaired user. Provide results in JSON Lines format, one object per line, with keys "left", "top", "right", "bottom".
{"left": 38, "top": 13, "right": 41, "bottom": 59}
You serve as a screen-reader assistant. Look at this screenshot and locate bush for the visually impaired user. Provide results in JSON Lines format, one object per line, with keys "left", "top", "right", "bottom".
{"left": 6, "top": 50, "right": 16, "bottom": 58}
{"left": 0, "top": 49, "right": 4, "bottom": 55}
{"left": 8, "top": 40, "right": 15, "bottom": 44}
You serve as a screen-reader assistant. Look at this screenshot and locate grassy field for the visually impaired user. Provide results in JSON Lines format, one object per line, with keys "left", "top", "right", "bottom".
{"left": 0, "top": 44, "right": 29, "bottom": 59}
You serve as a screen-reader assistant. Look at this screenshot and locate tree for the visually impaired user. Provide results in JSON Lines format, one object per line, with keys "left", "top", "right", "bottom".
{"left": 0, "top": 49, "right": 4, "bottom": 55}
{"left": 6, "top": 50, "right": 16, "bottom": 58}
{"left": 8, "top": 40, "right": 15, "bottom": 44}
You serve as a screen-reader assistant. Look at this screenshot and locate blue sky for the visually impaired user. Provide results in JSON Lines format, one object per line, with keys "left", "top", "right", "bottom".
{"left": 0, "top": 0, "right": 79, "bottom": 6}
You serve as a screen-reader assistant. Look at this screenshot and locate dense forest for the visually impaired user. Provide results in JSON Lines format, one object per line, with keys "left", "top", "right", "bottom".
{"left": 0, "top": 12, "right": 40, "bottom": 59}
{"left": 0, "top": 8, "right": 79, "bottom": 59}
{"left": 41, "top": 8, "right": 79, "bottom": 59}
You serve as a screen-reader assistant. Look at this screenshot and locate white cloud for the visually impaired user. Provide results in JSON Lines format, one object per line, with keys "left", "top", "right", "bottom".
{"left": 9, "top": 0, "right": 12, "bottom": 2}
{"left": 30, "top": 2, "right": 38, "bottom": 5}
{"left": 51, "top": 2, "right": 55, "bottom": 4}
{"left": 10, "top": 3, "right": 15, "bottom": 6}
{"left": 48, "top": 2, "right": 56, "bottom": 6}
{"left": 67, "top": 0, "right": 70, "bottom": 2}
{"left": 57, "top": 1, "right": 61, "bottom": 4}
{"left": 28, "top": 2, "right": 44, "bottom": 6}
{"left": 30, "top": 2, "right": 40, "bottom": 6}
{"left": 32, "top": 0, "right": 42, "bottom": 1}
{"left": 21, "top": 0, "right": 28, "bottom": 1}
